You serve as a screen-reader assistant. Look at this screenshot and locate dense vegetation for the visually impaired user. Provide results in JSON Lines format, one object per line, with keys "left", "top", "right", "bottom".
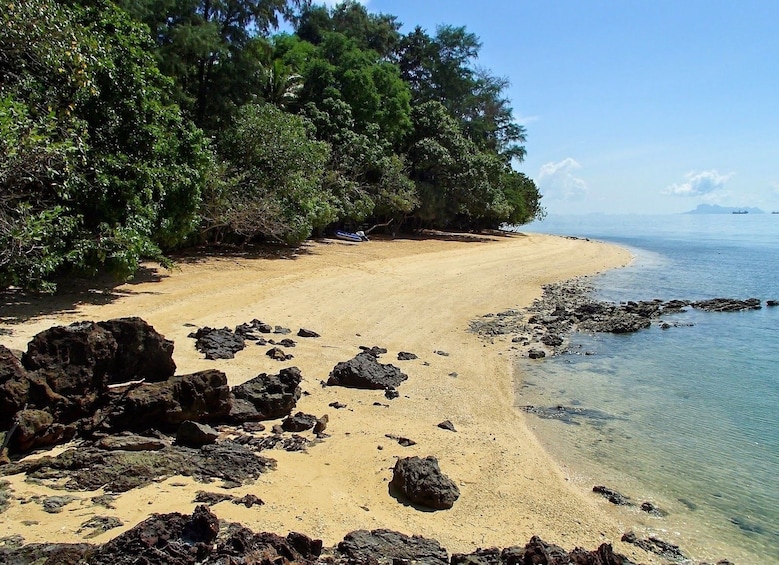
{"left": 1, "top": 0, "right": 543, "bottom": 290}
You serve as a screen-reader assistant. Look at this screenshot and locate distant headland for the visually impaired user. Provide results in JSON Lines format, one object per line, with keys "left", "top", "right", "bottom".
{"left": 685, "top": 204, "right": 765, "bottom": 214}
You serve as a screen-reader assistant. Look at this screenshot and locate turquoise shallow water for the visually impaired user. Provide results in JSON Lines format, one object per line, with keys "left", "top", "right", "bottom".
{"left": 516, "top": 214, "right": 779, "bottom": 563}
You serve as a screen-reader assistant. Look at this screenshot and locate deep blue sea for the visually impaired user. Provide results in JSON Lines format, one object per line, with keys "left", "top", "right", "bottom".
{"left": 516, "top": 214, "right": 779, "bottom": 563}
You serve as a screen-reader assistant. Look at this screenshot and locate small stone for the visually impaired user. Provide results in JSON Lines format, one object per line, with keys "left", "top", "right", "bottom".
{"left": 437, "top": 420, "right": 456, "bottom": 432}
{"left": 298, "top": 328, "right": 321, "bottom": 338}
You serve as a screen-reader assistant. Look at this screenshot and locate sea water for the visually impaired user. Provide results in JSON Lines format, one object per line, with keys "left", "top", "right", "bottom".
{"left": 515, "top": 214, "right": 779, "bottom": 563}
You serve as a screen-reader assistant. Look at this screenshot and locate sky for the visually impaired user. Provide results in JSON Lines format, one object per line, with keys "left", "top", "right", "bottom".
{"left": 318, "top": 0, "right": 779, "bottom": 214}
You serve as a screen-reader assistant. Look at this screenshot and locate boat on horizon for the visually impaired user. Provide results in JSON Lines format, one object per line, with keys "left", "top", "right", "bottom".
{"left": 732, "top": 210, "right": 749, "bottom": 214}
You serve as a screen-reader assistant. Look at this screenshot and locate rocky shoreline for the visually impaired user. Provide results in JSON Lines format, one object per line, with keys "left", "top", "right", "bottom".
{"left": 469, "top": 276, "right": 769, "bottom": 359}
{"left": 0, "top": 311, "right": 741, "bottom": 563}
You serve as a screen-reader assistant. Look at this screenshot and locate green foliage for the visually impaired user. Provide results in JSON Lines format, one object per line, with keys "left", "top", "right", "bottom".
{"left": 213, "top": 103, "right": 332, "bottom": 243}
{"left": 0, "top": 0, "right": 211, "bottom": 290}
{"left": 117, "top": 0, "right": 299, "bottom": 130}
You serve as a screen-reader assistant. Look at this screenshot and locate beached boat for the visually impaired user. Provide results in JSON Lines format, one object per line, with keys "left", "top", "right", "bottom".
{"left": 334, "top": 230, "right": 364, "bottom": 242}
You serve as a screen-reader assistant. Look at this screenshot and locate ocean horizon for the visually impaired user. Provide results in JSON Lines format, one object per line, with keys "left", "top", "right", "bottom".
{"left": 515, "top": 213, "right": 779, "bottom": 563}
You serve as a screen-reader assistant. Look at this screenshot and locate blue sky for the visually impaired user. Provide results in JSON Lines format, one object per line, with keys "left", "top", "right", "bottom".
{"left": 320, "top": 1, "right": 779, "bottom": 214}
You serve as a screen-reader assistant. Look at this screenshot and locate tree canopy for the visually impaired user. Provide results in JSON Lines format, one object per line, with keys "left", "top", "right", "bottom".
{"left": 1, "top": 0, "right": 544, "bottom": 291}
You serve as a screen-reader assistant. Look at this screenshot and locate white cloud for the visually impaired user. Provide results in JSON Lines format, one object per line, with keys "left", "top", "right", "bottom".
{"left": 664, "top": 170, "right": 734, "bottom": 197}
{"left": 536, "top": 157, "right": 588, "bottom": 200}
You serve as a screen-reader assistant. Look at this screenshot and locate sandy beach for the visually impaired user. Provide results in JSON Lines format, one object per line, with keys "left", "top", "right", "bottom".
{"left": 0, "top": 231, "right": 660, "bottom": 561}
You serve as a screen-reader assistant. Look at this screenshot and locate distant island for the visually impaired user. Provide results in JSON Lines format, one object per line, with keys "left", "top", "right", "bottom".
{"left": 685, "top": 204, "right": 765, "bottom": 214}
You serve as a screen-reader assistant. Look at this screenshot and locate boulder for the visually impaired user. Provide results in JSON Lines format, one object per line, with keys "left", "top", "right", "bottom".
{"left": 17, "top": 318, "right": 176, "bottom": 423}
{"left": 11, "top": 409, "right": 76, "bottom": 453}
{"left": 336, "top": 529, "right": 449, "bottom": 565}
{"left": 230, "top": 367, "right": 303, "bottom": 422}
{"left": 95, "top": 318, "right": 175, "bottom": 383}
{"left": 389, "top": 456, "right": 460, "bottom": 510}
{"left": 107, "top": 370, "right": 231, "bottom": 432}
{"left": 281, "top": 412, "right": 318, "bottom": 432}
{"left": 397, "top": 351, "right": 418, "bottom": 361}
{"left": 0, "top": 345, "right": 30, "bottom": 428}
{"left": 89, "top": 505, "right": 219, "bottom": 565}
{"left": 189, "top": 327, "right": 245, "bottom": 360}
{"left": 22, "top": 322, "right": 117, "bottom": 420}
{"left": 176, "top": 421, "right": 219, "bottom": 447}
{"left": 327, "top": 352, "right": 408, "bottom": 391}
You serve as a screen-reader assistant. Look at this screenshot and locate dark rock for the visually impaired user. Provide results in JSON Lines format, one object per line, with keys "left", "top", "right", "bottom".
{"left": 233, "top": 494, "right": 264, "bottom": 508}
{"left": 21, "top": 322, "right": 117, "bottom": 421}
{"left": 241, "top": 421, "right": 266, "bottom": 433}
{"left": 327, "top": 352, "right": 408, "bottom": 391}
{"left": 640, "top": 501, "right": 667, "bottom": 516}
{"left": 266, "top": 347, "right": 293, "bottom": 361}
{"left": 216, "top": 524, "right": 321, "bottom": 563}
{"left": 89, "top": 505, "right": 219, "bottom": 564}
{"left": 176, "top": 420, "right": 219, "bottom": 447}
{"left": 277, "top": 338, "right": 296, "bottom": 348}
{"left": 193, "top": 490, "right": 234, "bottom": 505}
{"left": 298, "top": 328, "right": 321, "bottom": 338}
{"left": 593, "top": 485, "right": 632, "bottom": 506}
{"left": 77, "top": 516, "right": 123, "bottom": 539}
{"left": 231, "top": 367, "right": 302, "bottom": 422}
{"left": 359, "top": 345, "right": 388, "bottom": 357}
{"left": 385, "top": 434, "right": 416, "bottom": 447}
{"left": 328, "top": 402, "right": 347, "bottom": 409}
{"left": 42, "top": 495, "right": 77, "bottom": 513}
{"left": 0, "top": 345, "right": 30, "bottom": 428}
{"left": 282, "top": 412, "right": 318, "bottom": 432}
{"left": 693, "top": 297, "right": 761, "bottom": 312}
{"left": 336, "top": 529, "right": 449, "bottom": 565}
{"left": 106, "top": 370, "right": 231, "bottom": 432}
{"left": 273, "top": 326, "right": 292, "bottom": 335}
{"left": 397, "top": 351, "right": 418, "bottom": 361}
{"left": 234, "top": 319, "right": 273, "bottom": 340}
{"left": 0, "top": 542, "right": 95, "bottom": 564}
{"left": 95, "top": 318, "right": 176, "bottom": 383}
{"left": 190, "top": 327, "right": 245, "bottom": 360}
{"left": 621, "top": 531, "right": 688, "bottom": 561}
{"left": 384, "top": 388, "right": 399, "bottom": 400}
{"left": 389, "top": 456, "right": 460, "bottom": 510}
{"left": 3, "top": 441, "right": 275, "bottom": 493}
{"left": 541, "top": 334, "right": 564, "bottom": 347}
{"left": 437, "top": 420, "right": 456, "bottom": 432}
{"left": 434, "top": 350, "right": 449, "bottom": 356}
{"left": 520, "top": 405, "right": 618, "bottom": 425}
{"left": 451, "top": 547, "right": 502, "bottom": 564}
{"left": 96, "top": 433, "right": 168, "bottom": 451}
{"left": 528, "top": 349, "right": 546, "bottom": 359}
{"left": 11, "top": 409, "right": 75, "bottom": 452}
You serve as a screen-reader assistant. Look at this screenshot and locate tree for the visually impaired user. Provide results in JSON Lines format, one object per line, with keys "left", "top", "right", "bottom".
{"left": 211, "top": 103, "right": 332, "bottom": 244}
{"left": 1, "top": 0, "right": 211, "bottom": 290}
{"left": 395, "top": 25, "right": 527, "bottom": 161}
{"left": 116, "top": 0, "right": 300, "bottom": 130}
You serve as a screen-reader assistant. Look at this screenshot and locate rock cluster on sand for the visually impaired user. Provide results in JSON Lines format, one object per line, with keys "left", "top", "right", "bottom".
{"left": 0, "top": 505, "right": 641, "bottom": 564}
